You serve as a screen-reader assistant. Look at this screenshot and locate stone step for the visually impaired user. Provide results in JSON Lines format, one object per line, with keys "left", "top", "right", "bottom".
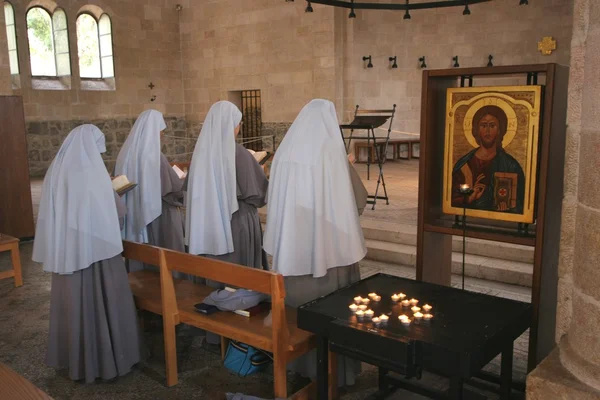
{"left": 365, "top": 239, "right": 533, "bottom": 288}
{"left": 361, "top": 219, "right": 534, "bottom": 264}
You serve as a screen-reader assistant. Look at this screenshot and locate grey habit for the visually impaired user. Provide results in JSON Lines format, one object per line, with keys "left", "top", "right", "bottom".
{"left": 185, "top": 143, "right": 268, "bottom": 343}
{"left": 46, "top": 191, "right": 141, "bottom": 383}
{"left": 283, "top": 161, "right": 367, "bottom": 387}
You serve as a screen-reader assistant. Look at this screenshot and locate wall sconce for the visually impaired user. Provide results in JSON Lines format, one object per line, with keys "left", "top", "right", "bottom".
{"left": 150, "top": 95, "right": 157, "bottom": 102}
{"left": 363, "top": 56, "right": 373, "bottom": 68}
{"left": 389, "top": 56, "right": 398, "bottom": 69}
{"left": 487, "top": 54, "right": 494, "bottom": 67}
{"left": 419, "top": 56, "right": 427, "bottom": 69}
{"left": 305, "top": 1, "right": 313, "bottom": 12}
{"left": 175, "top": 4, "right": 182, "bottom": 11}
{"left": 453, "top": 56, "right": 460, "bottom": 68}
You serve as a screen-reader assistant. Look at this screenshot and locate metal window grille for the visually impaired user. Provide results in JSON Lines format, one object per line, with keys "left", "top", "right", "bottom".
{"left": 240, "top": 90, "right": 262, "bottom": 151}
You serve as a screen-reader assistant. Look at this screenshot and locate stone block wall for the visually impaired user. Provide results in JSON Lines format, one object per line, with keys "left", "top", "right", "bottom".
{"left": 345, "top": 0, "right": 574, "bottom": 133}
{"left": 27, "top": 116, "right": 189, "bottom": 177}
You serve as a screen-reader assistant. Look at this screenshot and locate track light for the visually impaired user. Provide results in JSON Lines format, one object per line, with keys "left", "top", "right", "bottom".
{"left": 363, "top": 56, "right": 373, "bottom": 68}
{"left": 349, "top": 0, "right": 356, "bottom": 18}
{"left": 463, "top": 1, "right": 471, "bottom": 15}
{"left": 419, "top": 56, "right": 427, "bottom": 69}
{"left": 305, "top": 1, "right": 313, "bottom": 12}
{"left": 404, "top": 0, "right": 411, "bottom": 19}
{"left": 389, "top": 56, "right": 398, "bottom": 69}
{"left": 519, "top": 0, "right": 528, "bottom": 4}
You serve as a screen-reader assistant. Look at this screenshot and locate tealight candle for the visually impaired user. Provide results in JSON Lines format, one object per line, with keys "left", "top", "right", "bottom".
{"left": 349, "top": 304, "right": 358, "bottom": 313}
{"left": 391, "top": 294, "right": 400, "bottom": 302}
{"left": 372, "top": 317, "right": 381, "bottom": 327}
{"left": 399, "top": 315, "right": 410, "bottom": 325}
{"left": 398, "top": 293, "right": 407, "bottom": 300}
{"left": 459, "top": 183, "right": 472, "bottom": 194}
{"left": 368, "top": 292, "right": 378, "bottom": 299}
{"left": 398, "top": 314, "right": 409, "bottom": 320}
{"left": 414, "top": 312, "right": 424, "bottom": 320}
{"left": 411, "top": 306, "right": 421, "bottom": 313}
{"left": 424, "top": 313, "right": 433, "bottom": 321}
{"left": 373, "top": 295, "right": 382, "bottom": 302}
{"left": 409, "top": 298, "right": 419, "bottom": 306}
{"left": 401, "top": 300, "right": 410, "bottom": 307}
{"left": 379, "top": 315, "right": 389, "bottom": 324}
{"left": 358, "top": 304, "right": 368, "bottom": 311}
{"left": 354, "top": 296, "right": 362, "bottom": 304}
{"left": 423, "top": 304, "right": 432, "bottom": 312}
{"left": 362, "top": 298, "right": 371, "bottom": 305}
{"left": 365, "top": 309, "right": 375, "bottom": 318}
{"left": 355, "top": 310, "right": 365, "bottom": 320}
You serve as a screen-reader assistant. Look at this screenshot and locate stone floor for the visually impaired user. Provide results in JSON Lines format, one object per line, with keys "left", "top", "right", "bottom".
{"left": 5, "top": 160, "right": 528, "bottom": 399}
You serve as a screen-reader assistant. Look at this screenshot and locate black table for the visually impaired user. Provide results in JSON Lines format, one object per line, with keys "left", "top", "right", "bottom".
{"left": 297, "top": 273, "right": 531, "bottom": 400}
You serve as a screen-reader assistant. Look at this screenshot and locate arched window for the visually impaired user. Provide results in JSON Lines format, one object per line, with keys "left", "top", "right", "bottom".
{"left": 26, "top": 6, "right": 70, "bottom": 77}
{"left": 76, "top": 12, "right": 113, "bottom": 79}
{"left": 3, "top": 2, "right": 18, "bottom": 75}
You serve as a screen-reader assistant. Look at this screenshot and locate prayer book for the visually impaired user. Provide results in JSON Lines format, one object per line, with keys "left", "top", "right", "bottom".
{"left": 112, "top": 175, "right": 137, "bottom": 196}
{"left": 233, "top": 303, "right": 270, "bottom": 318}
{"left": 246, "top": 149, "right": 271, "bottom": 165}
{"left": 493, "top": 172, "right": 518, "bottom": 210}
{"left": 172, "top": 164, "right": 187, "bottom": 179}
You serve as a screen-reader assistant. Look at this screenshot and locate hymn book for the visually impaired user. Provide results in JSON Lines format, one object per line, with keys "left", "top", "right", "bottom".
{"left": 246, "top": 149, "right": 272, "bottom": 165}
{"left": 172, "top": 164, "right": 187, "bottom": 179}
{"left": 112, "top": 175, "right": 137, "bottom": 196}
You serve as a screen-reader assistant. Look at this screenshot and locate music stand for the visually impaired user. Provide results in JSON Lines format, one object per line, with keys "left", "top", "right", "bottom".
{"left": 340, "top": 104, "right": 396, "bottom": 210}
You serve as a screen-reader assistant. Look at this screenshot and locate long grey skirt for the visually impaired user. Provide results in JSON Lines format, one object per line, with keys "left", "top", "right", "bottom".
{"left": 284, "top": 264, "right": 362, "bottom": 387}
{"left": 46, "top": 255, "right": 142, "bottom": 383}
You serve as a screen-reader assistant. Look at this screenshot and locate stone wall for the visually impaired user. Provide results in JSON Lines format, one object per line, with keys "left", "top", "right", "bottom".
{"left": 345, "top": 0, "right": 574, "bottom": 133}
{"left": 178, "top": 0, "right": 338, "bottom": 123}
{"left": 5, "top": 0, "right": 183, "bottom": 120}
{"left": 27, "top": 116, "right": 188, "bottom": 177}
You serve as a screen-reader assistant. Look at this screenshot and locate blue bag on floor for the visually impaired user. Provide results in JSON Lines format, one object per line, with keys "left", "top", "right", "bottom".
{"left": 223, "top": 341, "right": 272, "bottom": 377}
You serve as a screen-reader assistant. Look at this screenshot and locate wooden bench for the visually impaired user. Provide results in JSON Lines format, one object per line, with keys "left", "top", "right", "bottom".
{"left": 0, "top": 234, "right": 23, "bottom": 287}
{"left": 0, "top": 362, "right": 53, "bottom": 399}
{"left": 123, "top": 241, "right": 337, "bottom": 399}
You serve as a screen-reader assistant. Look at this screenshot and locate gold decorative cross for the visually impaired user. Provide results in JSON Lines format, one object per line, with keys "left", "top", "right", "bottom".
{"left": 538, "top": 37, "right": 557, "bottom": 55}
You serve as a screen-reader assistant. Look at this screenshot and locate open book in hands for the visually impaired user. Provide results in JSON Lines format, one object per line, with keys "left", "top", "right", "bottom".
{"left": 247, "top": 149, "right": 272, "bottom": 165}
{"left": 172, "top": 164, "right": 187, "bottom": 179}
{"left": 111, "top": 175, "right": 137, "bottom": 196}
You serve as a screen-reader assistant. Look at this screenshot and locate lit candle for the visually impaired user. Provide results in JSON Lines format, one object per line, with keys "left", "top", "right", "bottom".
{"left": 424, "top": 313, "right": 433, "bottom": 321}
{"left": 362, "top": 298, "right": 371, "bottom": 305}
{"left": 399, "top": 314, "right": 408, "bottom": 321}
{"left": 379, "top": 315, "right": 389, "bottom": 324}
{"left": 372, "top": 317, "right": 381, "bottom": 327}
{"left": 358, "top": 304, "right": 368, "bottom": 311}
{"left": 354, "top": 296, "right": 362, "bottom": 304}
{"left": 349, "top": 304, "right": 358, "bottom": 313}
{"left": 411, "top": 306, "right": 421, "bottom": 313}
{"left": 365, "top": 309, "right": 375, "bottom": 318}
{"left": 398, "top": 293, "right": 407, "bottom": 300}
{"left": 368, "top": 292, "right": 377, "bottom": 299}
{"left": 414, "top": 312, "right": 424, "bottom": 321}
{"left": 423, "top": 304, "right": 432, "bottom": 312}
{"left": 373, "top": 295, "right": 382, "bottom": 302}
{"left": 399, "top": 315, "right": 410, "bottom": 325}
{"left": 355, "top": 310, "right": 365, "bottom": 320}
{"left": 401, "top": 299, "right": 410, "bottom": 307}
{"left": 458, "top": 183, "right": 471, "bottom": 194}
{"left": 409, "top": 298, "right": 419, "bottom": 306}
{"left": 391, "top": 294, "right": 400, "bottom": 302}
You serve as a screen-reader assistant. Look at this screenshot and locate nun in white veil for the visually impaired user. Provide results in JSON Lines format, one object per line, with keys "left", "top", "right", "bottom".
{"left": 185, "top": 101, "right": 268, "bottom": 343}
{"left": 115, "top": 109, "right": 189, "bottom": 279}
{"left": 33, "top": 125, "right": 141, "bottom": 383}
{"left": 264, "top": 99, "right": 367, "bottom": 387}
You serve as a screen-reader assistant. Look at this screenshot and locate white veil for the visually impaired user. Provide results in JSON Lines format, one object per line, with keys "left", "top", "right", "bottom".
{"left": 185, "top": 101, "right": 242, "bottom": 255}
{"left": 32, "top": 125, "right": 123, "bottom": 275}
{"left": 264, "top": 99, "right": 366, "bottom": 277}
{"left": 114, "top": 109, "right": 165, "bottom": 242}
